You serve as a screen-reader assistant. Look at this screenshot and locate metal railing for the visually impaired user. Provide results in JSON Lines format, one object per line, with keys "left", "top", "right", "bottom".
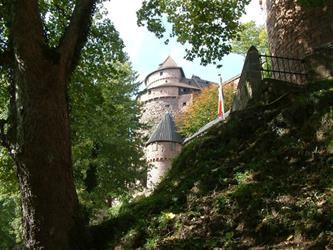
{"left": 260, "top": 54, "right": 308, "bottom": 84}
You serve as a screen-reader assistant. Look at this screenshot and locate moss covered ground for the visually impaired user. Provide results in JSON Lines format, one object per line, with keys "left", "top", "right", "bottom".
{"left": 92, "top": 80, "right": 333, "bottom": 249}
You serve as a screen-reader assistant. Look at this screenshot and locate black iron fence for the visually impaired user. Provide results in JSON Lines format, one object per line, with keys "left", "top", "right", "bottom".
{"left": 260, "top": 54, "right": 308, "bottom": 84}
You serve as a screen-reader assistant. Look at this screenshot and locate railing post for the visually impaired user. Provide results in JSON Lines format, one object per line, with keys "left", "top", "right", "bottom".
{"left": 247, "top": 46, "right": 263, "bottom": 99}
{"left": 232, "top": 46, "right": 262, "bottom": 111}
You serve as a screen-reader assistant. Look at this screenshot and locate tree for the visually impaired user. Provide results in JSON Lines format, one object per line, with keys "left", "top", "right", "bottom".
{"left": 0, "top": 1, "right": 99, "bottom": 248}
{"left": 69, "top": 21, "right": 146, "bottom": 215}
{"left": 0, "top": 2, "right": 146, "bottom": 248}
{"left": 231, "top": 21, "right": 269, "bottom": 56}
{"left": 137, "top": 0, "right": 251, "bottom": 66}
{"left": 71, "top": 61, "right": 145, "bottom": 213}
{"left": 176, "top": 84, "right": 234, "bottom": 137}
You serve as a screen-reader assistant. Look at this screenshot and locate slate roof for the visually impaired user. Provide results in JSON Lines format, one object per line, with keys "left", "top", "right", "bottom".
{"left": 146, "top": 113, "right": 183, "bottom": 145}
{"left": 158, "top": 56, "right": 178, "bottom": 69}
{"left": 144, "top": 56, "right": 185, "bottom": 84}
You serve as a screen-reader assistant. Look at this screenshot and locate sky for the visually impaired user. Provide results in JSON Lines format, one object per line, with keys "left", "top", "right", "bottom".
{"left": 105, "top": 0, "right": 266, "bottom": 83}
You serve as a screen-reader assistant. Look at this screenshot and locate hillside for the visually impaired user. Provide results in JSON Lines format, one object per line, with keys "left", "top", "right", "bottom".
{"left": 93, "top": 80, "right": 333, "bottom": 249}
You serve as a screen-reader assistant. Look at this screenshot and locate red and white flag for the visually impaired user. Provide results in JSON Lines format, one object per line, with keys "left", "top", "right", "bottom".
{"left": 218, "top": 82, "right": 224, "bottom": 119}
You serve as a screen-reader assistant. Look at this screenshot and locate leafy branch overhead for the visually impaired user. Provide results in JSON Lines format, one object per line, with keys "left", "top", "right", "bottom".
{"left": 231, "top": 21, "right": 269, "bottom": 56}
{"left": 137, "top": 0, "right": 251, "bottom": 66}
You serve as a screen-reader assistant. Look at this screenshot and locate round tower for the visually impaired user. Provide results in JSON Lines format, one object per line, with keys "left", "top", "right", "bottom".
{"left": 145, "top": 113, "right": 183, "bottom": 189}
{"left": 266, "top": 0, "right": 333, "bottom": 58}
{"left": 139, "top": 56, "right": 202, "bottom": 132}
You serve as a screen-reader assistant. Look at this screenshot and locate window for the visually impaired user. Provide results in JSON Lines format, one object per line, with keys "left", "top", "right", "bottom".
{"left": 148, "top": 90, "right": 151, "bottom": 95}
{"left": 170, "top": 143, "right": 176, "bottom": 151}
{"left": 165, "top": 104, "right": 170, "bottom": 108}
{"left": 160, "top": 71, "right": 163, "bottom": 76}
{"left": 183, "top": 102, "right": 187, "bottom": 106}
{"left": 153, "top": 143, "right": 158, "bottom": 151}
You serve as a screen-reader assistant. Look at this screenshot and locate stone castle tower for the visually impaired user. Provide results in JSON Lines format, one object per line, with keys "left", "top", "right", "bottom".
{"left": 266, "top": 0, "right": 333, "bottom": 58}
{"left": 145, "top": 112, "right": 183, "bottom": 189}
{"left": 139, "top": 56, "right": 212, "bottom": 188}
{"left": 139, "top": 56, "right": 211, "bottom": 130}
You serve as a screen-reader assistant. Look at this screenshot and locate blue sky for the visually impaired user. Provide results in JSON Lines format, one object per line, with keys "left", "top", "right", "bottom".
{"left": 105, "top": 0, "right": 266, "bottom": 83}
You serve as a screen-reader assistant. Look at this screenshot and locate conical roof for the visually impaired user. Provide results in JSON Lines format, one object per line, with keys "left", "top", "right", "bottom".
{"left": 158, "top": 56, "right": 178, "bottom": 69}
{"left": 146, "top": 113, "right": 183, "bottom": 145}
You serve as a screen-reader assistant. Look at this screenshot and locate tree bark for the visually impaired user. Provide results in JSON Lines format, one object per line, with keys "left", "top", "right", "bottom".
{"left": 13, "top": 60, "right": 89, "bottom": 249}
{"left": 8, "top": 1, "right": 95, "bottom": 249}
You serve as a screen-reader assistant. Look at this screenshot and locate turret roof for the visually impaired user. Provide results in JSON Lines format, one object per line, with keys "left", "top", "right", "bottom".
{"left": 146, "top": 113, "right": 183, "bottom": 145}
{"left": 158, "top": 56, "right": 178, "bottom": 69}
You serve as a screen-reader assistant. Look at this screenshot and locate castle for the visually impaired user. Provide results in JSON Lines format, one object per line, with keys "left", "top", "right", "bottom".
{"left": 138, "top": 1, "right": 333, "bottom": 190}
{"left": 138, "top": 56, "right": 213, "bottom": 188}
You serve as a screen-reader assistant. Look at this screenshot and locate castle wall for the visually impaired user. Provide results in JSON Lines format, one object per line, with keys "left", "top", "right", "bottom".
{"left": 177, "top": 94, "right": 193, "bottom": 111}
{"left": 266, "top": 0, "right": 333, "bottom": 58}
{"left": 140, "top": 86, "right": 179, "bottom": 103}
{"left": 146, "top": 141, "right": 182, "bottom": 188}
{"left": 146, "top": 68, "right": 183, "bottom": 88}
{"left": 147, "top": 161, "right": 171, "bottom": 189}
{"left": 141, "top": 94, "right": 192, "bottom": 130}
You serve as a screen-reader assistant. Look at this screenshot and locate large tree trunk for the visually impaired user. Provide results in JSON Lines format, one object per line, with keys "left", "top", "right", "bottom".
{"left": 14, "top": 60, "right": 89, "bottom": 249}
{"left": 6, "top": 1, "right": 96, "bottom": 248}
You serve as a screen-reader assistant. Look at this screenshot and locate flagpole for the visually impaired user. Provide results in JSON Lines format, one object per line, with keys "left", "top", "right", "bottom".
{"left": 218, "top": 74, "right": 225, "bottom": 119}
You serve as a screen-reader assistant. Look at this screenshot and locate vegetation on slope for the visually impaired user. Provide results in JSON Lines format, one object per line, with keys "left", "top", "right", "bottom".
{"left": 93, "top": 80, "right": 333, "bottom": 249}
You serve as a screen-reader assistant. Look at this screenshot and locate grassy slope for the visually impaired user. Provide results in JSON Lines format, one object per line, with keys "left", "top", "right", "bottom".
{"left": 93, "top": 80, "right": 333, "bottom": 249}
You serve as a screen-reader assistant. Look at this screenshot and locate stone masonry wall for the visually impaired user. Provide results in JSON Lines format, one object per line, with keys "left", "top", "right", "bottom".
{"left": 140, "top": 94, "right": 192, "bottom": 133}
{"left": 146, "top": 68, "right": 183, "bottom": 88}
{"left": 139, "top": 86, "right": 179, "bottom": 103}
{"left": 145, "top": 141, "right": 182, "bottom": 162}
{"left": 146, "top": 141, "right": 182, "bottom": 189}
{"left": 266, "top": 0, "right": 333, "bottom": 58}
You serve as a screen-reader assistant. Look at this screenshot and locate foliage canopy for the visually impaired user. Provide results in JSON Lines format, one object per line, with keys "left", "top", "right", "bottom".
{"left": 137, "top": 0, "right": 251, "bottom": 66}
{"left": 231, "top": 21, "right": 269, "bottom": 56}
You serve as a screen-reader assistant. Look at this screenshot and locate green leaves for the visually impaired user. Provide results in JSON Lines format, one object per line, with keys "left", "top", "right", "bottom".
{"left": 69, "top": 14, "right": 145, "bottom": 210}
{"left": 177, "top": 84, "right": 235, "bottom": 136}
{"left": 0, "top": 148, "right": 21, "bottom": 248}
{"left": 138, "top": 0, "right": 251, "bottom": 66}
{"left": 231, "top": 21, "right": 269, "bottom": 56}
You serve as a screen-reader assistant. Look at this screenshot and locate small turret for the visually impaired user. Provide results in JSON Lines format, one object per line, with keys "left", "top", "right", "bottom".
{"left": 145, "top": 112, "right": 183, "bottom": 189}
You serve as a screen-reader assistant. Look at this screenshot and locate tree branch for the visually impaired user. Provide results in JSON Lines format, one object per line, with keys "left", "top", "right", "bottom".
{"left": 59, "top": 0, "right": 97, "bottom": 77}
{"left": 11, "top": 0, "right": 46, "bottom": 59}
